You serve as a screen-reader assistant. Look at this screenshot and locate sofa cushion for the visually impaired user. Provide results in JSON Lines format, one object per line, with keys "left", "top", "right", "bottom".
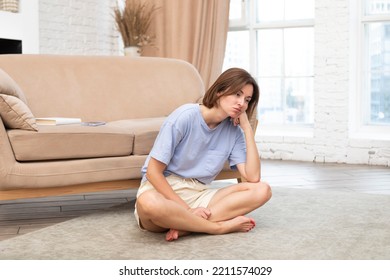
{"left": 0, "top": 68, "right": 28, "bottom": 103}
{"left": 109, "top": 117, "right": 165, "bottom": 155}
{"left": 7, "top": 124, "right": 134, "bottom": 161}
{"left": 0, "top": 68, "right": 38, "bottom": 131}
{"left": 0, "top": 94, "right": 38, "bottom": 131}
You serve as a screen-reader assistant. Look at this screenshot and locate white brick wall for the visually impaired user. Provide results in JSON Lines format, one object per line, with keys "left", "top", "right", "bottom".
{"left": 257, "top": 0, "right": 390, "bottom": 167}
{"left": 39, "top": 0, "right": 119, "bottom": 55}
{"left": 313, "top": 0, "right": 349, "bottom": 163}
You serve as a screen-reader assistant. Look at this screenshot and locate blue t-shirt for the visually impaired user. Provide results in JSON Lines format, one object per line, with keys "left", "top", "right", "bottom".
{"left": 141, "top": 103, "right": 246, "bottom": 184}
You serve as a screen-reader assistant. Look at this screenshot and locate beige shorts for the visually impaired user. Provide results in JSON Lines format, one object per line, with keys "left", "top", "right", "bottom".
{"left": 134, "top": 174, "right": 219, "bottom": 229}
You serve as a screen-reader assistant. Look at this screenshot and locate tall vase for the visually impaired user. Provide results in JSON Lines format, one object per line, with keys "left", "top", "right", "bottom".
{"left": 124, "top": 46, "right": 141, "bottom": 57}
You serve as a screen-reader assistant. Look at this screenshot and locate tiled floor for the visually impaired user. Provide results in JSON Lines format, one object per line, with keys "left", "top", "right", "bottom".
{"left": 0, "top": 159, "right": 389, "bottom": 241}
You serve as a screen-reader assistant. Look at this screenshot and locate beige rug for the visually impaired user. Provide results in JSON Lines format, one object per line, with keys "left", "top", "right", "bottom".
{"left": 0, "top": 187, "right": 389, "bottom": 260}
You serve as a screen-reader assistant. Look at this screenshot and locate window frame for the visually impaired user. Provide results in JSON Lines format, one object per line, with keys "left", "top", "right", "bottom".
{"left": 226, "top": 0, "right": 315, "bottom": 136}
{"left": 350, "top": 0, "right": 390, "bottom": 140}
{"left": 228, "top": 0, "right": 248, "bottom": 27}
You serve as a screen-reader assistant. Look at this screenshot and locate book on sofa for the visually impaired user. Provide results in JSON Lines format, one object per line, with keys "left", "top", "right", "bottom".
{"left": 35, "top": 117, "right": 82, "bottom": 125}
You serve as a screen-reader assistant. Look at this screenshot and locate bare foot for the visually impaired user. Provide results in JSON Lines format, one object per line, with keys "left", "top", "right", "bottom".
{"left": 165, "top": 229, "right": 191, "bottom": 242}
{"left": 217, "top": 216, "right": 256, "bottom": 234}
{"left": 165, "top": 216, "right": 256, "bottom": 241}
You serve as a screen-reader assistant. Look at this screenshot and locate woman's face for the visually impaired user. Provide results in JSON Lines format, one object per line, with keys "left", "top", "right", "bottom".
{"left": 218, "top": 83, "right": 253, "bottom": 118}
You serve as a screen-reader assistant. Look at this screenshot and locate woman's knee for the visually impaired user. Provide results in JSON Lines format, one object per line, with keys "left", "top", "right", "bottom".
{"left": 136, "top": 191, "right": 164, "bottom": 218}
{"left": 251, "top": 181, "right": 272, "bottom": 205}
{"left": 261, "top": 181, "right": 272, "bottom": 201}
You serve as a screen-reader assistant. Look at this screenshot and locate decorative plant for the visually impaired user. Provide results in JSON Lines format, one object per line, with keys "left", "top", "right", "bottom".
{"left": 114, "top": 0, "right": 158, "bottom": 51}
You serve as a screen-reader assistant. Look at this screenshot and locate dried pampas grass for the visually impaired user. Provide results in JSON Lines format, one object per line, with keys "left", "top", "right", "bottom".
{"left": 114, "top": 0, "right": 158, "bottom": 49}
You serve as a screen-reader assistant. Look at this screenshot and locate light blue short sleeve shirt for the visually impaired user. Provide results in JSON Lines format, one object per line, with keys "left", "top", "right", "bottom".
{"left": 141, "top": 104, "right": 246, "bottom": 184}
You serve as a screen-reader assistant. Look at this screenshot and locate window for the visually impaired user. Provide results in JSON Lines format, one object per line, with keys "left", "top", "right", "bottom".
{"left": 361, "top": 0, "right": 390, "bottom": 126}
{"left": 223, "top": 0, "right": 315, "bottom": 127}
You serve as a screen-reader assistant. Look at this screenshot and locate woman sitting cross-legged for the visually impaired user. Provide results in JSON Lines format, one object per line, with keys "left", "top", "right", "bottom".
{"left": 134, "top": 68, "right": 272, "bottom": 241}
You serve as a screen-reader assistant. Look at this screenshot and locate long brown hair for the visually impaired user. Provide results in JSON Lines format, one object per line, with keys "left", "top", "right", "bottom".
{"left": 202, "top": 68, "right": 259, "bottom": 119}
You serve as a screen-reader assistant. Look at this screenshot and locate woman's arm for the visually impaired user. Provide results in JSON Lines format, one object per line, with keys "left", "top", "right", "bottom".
{"left": 234, "top": 112, "right": 261, "bottom": 182}
{"left": 146, "top": 157, "right": 189, "bottom": 209}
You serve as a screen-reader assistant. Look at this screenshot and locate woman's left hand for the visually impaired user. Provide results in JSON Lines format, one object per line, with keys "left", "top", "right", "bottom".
{"left": 233, "top": 111, "right": 251, "bottom": 130}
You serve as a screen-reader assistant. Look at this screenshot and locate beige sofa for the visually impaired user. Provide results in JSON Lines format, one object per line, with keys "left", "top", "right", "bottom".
{"left": 0, "top": 55, "right": 242, "bottom": 200}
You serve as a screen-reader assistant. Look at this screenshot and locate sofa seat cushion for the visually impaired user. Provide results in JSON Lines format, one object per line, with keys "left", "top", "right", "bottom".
{"left": 7, "top": 124, "right": 134, "bottom": 161}
{"left": 109, "top": 117, "right": 165, "bottom": 155}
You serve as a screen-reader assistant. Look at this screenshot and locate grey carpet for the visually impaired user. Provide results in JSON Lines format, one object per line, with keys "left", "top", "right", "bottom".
{"left": 0, "top": 187, "right": 389, "bottom": 260}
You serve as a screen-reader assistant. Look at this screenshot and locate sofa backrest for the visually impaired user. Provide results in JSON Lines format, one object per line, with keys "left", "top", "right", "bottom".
{"left": 0, "top": 55, "right": 205, "bottom": 121}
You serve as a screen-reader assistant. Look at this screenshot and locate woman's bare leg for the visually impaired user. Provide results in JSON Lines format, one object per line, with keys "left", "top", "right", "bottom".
{"left": 207, "top": 181, "right": 272, "bottom": 222}
{"left": 136, "top": 190, "right": 256, "bottom": 241}
{"left": 165, "top": 181, "right": 271, "bottom": 240}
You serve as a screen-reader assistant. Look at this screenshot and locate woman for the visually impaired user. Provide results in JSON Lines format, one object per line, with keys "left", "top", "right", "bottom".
{"left": 134, "top": 68, "right": 272, "bottom": 241}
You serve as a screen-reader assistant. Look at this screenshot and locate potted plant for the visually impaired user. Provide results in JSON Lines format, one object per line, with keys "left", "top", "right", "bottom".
{"left": 114, "top": 0, "right": 158, "bottom": 56}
